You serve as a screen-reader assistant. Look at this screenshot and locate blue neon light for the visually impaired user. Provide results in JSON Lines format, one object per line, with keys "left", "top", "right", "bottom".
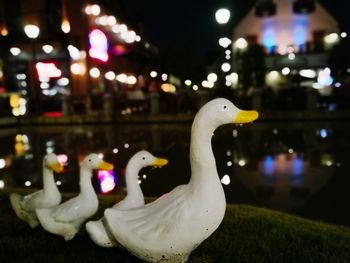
{"left": 320, "top": 129, "right": 328, "bottom": 138}
{"left": 262, "top": 155, "right": 275, "bottom": 176}
{"left": 293, "top": 15, "right": 308, "bottom": 46}
{"left": 291, "top": 155, "right": 304, "bottom": 177}
{"left": 261, "top": 18, "right": 276, "bottom": 51}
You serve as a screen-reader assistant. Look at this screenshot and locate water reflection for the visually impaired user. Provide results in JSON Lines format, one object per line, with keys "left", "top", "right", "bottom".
{"left": 0, "top": 122, "right": 349, "bottom": 226}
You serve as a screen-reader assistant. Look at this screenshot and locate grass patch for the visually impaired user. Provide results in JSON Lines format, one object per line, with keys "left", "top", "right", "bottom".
{"left": 1, "top": 190, "right": 349, "bottom": 262}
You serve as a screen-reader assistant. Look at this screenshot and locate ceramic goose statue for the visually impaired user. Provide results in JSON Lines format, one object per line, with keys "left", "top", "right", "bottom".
{"left": 36, "top": 153, "right": 114, "bottom": 241}
{"left": 86, "top": 150, "right": 168, "bottom": 247}
{"left": 10, "top": 153, "right": 64, "bottom": 228}
{"left": 104, "top": 98, "right": 259, "bottom": 262}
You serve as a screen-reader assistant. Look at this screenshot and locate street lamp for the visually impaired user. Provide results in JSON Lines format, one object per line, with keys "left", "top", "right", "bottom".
{"left": 218, "top": 37, "right": 232, "bottom": 48}
{"left": 24, "top": 24, "right": 40, "bottom": 114}
{"left": 215, "top": 8, "right": 231, "bottom": 25}
{"left": 24, "top": 24, "right": 40, "bottom": 39}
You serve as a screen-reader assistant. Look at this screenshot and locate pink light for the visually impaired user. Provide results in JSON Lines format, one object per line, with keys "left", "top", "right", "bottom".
{"left": 88, "top": 29, "right": 109, "bottom": 62}
{"left": 36, "top": 62, "right": 62, "bottom": 79}
{"left": 57, "top": 154, "right": 68, "bottom": 166}
{"left": 43, "top": 111, "right": 64, "bottom": 118}
{"left": 97, "top": 170, "right": 116, "bottom": 194}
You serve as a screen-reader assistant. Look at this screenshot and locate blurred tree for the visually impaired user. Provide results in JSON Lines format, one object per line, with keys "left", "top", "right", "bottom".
{"left": 329, "top": 39, "right": 350, "bottom": 83}
{"left": 160, "top": 46, "right": 206, "bottom": 82}
{"left": 237, "top": 43, "right": 266, "bottom": 89}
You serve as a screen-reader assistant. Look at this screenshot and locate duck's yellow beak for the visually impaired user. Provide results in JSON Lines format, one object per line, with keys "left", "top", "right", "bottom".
{"left": 98, "top": 161, "right": 114, "bottom": 171}
{"left": 234, "top": 110, "right": 259, "bottom": 124}
{"left": 152, "top": 158, "right": 168, "bottom": 167}
{"left": 49, "top": 162, "right": 64, "bottom": 173}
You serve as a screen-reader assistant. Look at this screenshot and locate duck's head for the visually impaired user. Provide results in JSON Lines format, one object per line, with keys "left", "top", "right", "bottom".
{"left": 196, "top": 98, "right": 258, "bottom": 130}
{"left": 81, "top": 153, "right": 114, "bottom": 172}
{"left": 44, "top": 153, "right": 64, "bottom": 173}
{"left": 129, "top": 150, "right": 168, "bottom": 170}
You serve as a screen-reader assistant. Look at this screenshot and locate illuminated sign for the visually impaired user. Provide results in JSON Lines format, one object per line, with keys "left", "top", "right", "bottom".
{"left": 97, "top": 170, "right": 116, "bottom": 194}
{"left": 317, "top": 68, "right": 334, "bottom": 86}
{"left": 88, "top": 29, "right": 109, "bottom": 62}
{"left": 35, "top": 62, "right": 62, "bottom": 80}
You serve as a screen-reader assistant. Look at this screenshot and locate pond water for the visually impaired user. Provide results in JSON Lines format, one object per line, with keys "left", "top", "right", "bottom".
{"left": 0, "top": 121, "right": 349, "bottom": 227}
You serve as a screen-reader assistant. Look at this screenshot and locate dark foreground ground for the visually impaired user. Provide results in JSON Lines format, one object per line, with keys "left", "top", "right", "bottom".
{"left": 0, "top": 190, "right": 349, "bottom": 263}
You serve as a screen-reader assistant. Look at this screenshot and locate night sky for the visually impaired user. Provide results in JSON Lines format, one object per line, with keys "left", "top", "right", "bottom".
{"left": 118, "top": 0, "right": 350, "bottom": 71}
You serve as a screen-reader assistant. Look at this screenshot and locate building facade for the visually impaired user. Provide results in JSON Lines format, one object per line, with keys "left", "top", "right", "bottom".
{"left": 232, "top": 0, "right": 345, "bottom": 99}
{"left": 0, "top": 0, "right": 158, "bottom": 116}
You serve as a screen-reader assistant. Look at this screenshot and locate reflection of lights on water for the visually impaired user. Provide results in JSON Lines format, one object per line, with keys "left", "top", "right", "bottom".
{"left": 0, "top": 159, "right": 5, "bottom": 169}
{"left": 25, "top": 153, "right": 34, "bottom": 159}
{"left": 113, "top": 148, "right": 119, "bottom": 154}
{"left": 336, "top": 162, "right": 341, "bottom": 167}
{"left": 142, "top": 174, "right": 147, "bottom": 179}
{"left": 227, "top": 161, "right": 232, "bottom": 167}
{"left": 56, "top": 180, "right": 62, "bottom": 186}
{"left": 325, "top": 161, "right": 333, "bottom": 167}
{"left": 319, "top": 129, "right": 328, "bottom": 138}
{"left": 138, "top": 179, "right": 141, "bottom": 184}
{"left": 124, "top": 143, "right": 130, "bottom": 149}
{"left": 46, "top": 146, "right": 54, "bottom": 154}
{"left": 98, "top": 170, "right": 116, "bottom": 194}
{"left": 288, "top": 148, "right": 294, "bottom": 154}
{"left": 226, "top": 150, "right": 232, "bottom": 157}
{"left": 288, "top": 53, "right": 296, "bottom": 60}
{"left": 262, "top": 155, "right": 274, "bottom": 176}
{"left": 221, "top": 175, "right": 231, "bottom": 185}
{"left": 292, "top": 155, "right": 304, "bottom": 176}
{"left": 25, "top": 181, "right": 32, "bottom": 187}
{"left": 22, "top": 135, "right": 29, "bottom": 144}
{"left": 98, "top": 153, "right": 104, "bottom": 159}
{"left": 238, "top": 159, "right": 246, "bottom": 167}
{"left": 57, "top": 154, "right": 68, "bottom": 166}
{"left": 0, "top": 180, "right": 4, "bottom": 189}
{"left": 232, "top": 129, "right": 238, "bottom": 138}
{"left": 281, "top": 67, "right": 290, "bottom": 75}
{"left": 184, "top": 80, "right": 192, "bottom": 86}
{"left": 317, "top": 68, "right": 334, "bottom": 86}
{"left": 273, "top": 129, "right": 279, "bottom": 135}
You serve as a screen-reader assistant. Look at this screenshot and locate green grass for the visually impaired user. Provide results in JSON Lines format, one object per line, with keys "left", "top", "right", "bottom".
{"left": 1, "top": 190, "right": 350, "bottom": 263}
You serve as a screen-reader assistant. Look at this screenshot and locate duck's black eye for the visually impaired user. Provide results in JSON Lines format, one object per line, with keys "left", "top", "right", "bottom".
{"left": 223, "top": 105, "right": 227, "bottom": 109}
{"left": 142, "top": 157, "right": 146, "bottom": 160}
{"left": 88, "top": 159, "right": 91, "bottom": 162}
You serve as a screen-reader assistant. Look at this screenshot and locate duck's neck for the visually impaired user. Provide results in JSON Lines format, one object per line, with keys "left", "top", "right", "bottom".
{"left": 42, "top": 166, "right": 59, "bottom": 195}
{"left": 189, "top": 117, "right": 218, "bottom": 186}
{"left": 79, "top": 167, "right": 95, "bottom": 197}
{"left": 125, "top": 164, "right": 143, "bottom": 200}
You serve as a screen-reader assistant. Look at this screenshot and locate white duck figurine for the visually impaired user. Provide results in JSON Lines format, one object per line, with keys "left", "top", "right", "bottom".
{"left": 86, "top": 150, "right": 168, "bottom": 247}
{"left": 104, "top": 98, "right": 259, "bottom": 262}
{"left": 10, "top": 153, "right": 64, "bottom": 228}
{"left": 36, "top": 153, "right": 114, "bottom": 241}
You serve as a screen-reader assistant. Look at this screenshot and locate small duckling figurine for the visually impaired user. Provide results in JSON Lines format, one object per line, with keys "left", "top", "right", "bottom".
{"left": 86, "top": 150, "right": 168, "bottom": 247}
{"left": 36, "top": 153, "right": 113, "bottom": 241}
{"left": 10, "top": 153, "right": 64, "bottom": 228}
{"left": 104, "top": 98, "right": 258, "bottom": 262}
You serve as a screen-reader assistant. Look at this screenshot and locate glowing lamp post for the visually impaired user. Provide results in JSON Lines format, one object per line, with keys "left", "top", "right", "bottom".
{"left": 214, "top": 8, "right": 233, "bottom": 90}
{"left": 24, "top": 24, "right": 41, "bottom": 114}
{"left": 215, "top": 8, "right": 231, "bottom": 25}
{"left": 24, "top": 24, "right": 40, "bottom": 39}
